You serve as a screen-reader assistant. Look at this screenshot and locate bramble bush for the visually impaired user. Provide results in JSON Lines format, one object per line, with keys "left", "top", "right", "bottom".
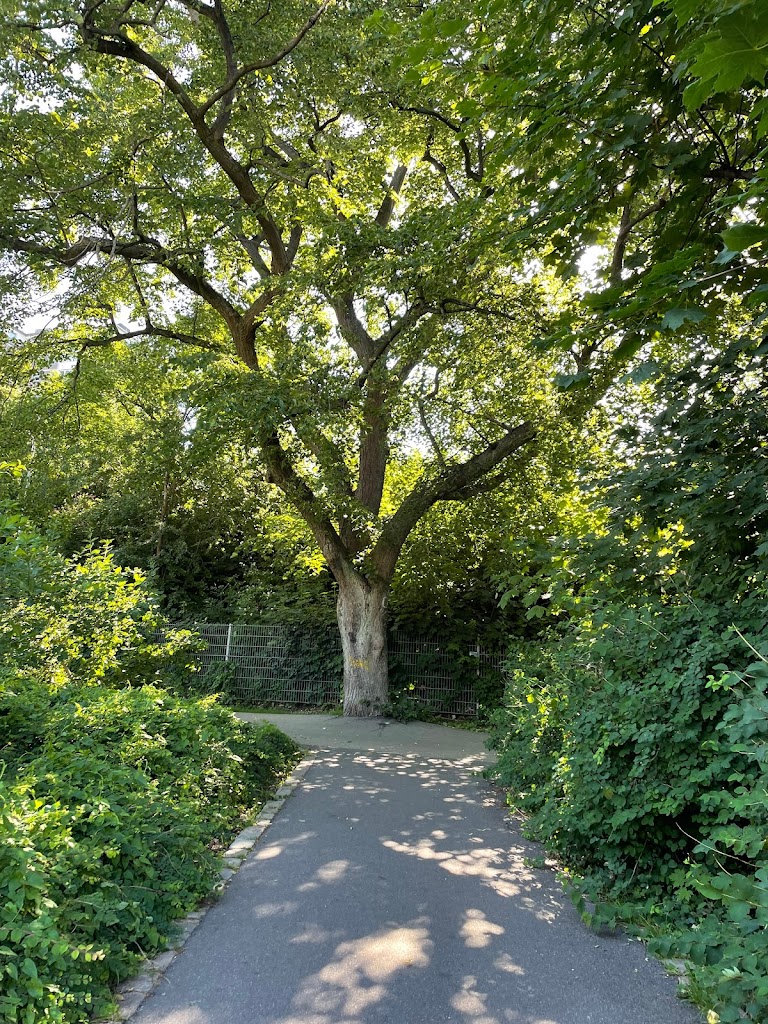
{"left": 650, "top": 657, "right": 768, "bottom": 1024}
{"left": 491, "top": 634, "right": 768, "bottom": 1022}
{"left": 0, "top": 499, "right": 300, "bottom": 1023}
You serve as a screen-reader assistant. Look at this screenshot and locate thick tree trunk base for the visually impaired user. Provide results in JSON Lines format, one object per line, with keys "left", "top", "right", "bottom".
{"left": 337, "top": 577, "right": 389, "bottom": 717}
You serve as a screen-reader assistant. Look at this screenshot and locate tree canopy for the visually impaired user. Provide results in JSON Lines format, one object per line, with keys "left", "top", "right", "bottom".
{"left": 393, "top": 0, "right": 768, "bottom": 319}
{"left": 0, "top": 0, "right": 595, "bottom": 713}
{"left": 2, "top": 3, "right": 768, "bottom": 1019}
{"left": 1, "top": 0, "right": 766, "bottom": 714}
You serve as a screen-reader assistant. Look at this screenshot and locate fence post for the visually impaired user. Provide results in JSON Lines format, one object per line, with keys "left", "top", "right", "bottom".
{"left": 225, "top": 623, "right": 233, "bottom": 662}
{"left": 470, "top": 640, "right": 480, "bottom": 673}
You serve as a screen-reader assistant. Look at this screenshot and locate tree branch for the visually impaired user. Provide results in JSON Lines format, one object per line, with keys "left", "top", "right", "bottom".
{"left": 610, "top": 197, "right": 667, "bottom": 284}
{"left": 374, "top": 164, "right": 407, "bottom": 228}
{"left": 237, "top": 234, "right": 271, "bottom": 278}
{"left": 417, "top": 371, "right": 446, "bottom": 470}
{"left": 209, "top": 0, "right": 240, "bottom": 141}
{"left": 332, "top": 295, "right": 375, "bottom": 363}
{"left": 286, "top": 223, "right": 303, "bottom": 265}
{"left": 241, "top": 287, "right": 278, "bottom": 333}
{"left": 258, "top": 426, "right": 354, "bottom": 582}
{"left": 81, "top": 13, "right": 202, "bottom": 123}
{"left": 422, "top": 150, "right": 461, "bottom": 203}
{"left": 458, "top": 135, "right": 481, "bottom": 183}
{"left": 392, "top": 102, "right": 461, "bottom": 133}
{"left": 371, "top": 420, "right": 535, "bottom": 580}
{"left": 356, "top": 300, "right": 431, "bottom": 387}
{"left": 57, "top": 321, "right": 223, "bottom": 353}
{"left": 198, "top": 1, "right": 329, "bottom": 115}
{"left": 4, "top": 233, "right": 243, "bottom": 331}
{"left": 81, "top": 11, "right": 293, "bottom": 273}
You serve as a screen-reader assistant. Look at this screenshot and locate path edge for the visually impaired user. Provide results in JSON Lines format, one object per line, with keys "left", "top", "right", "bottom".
{"left": 99, "top": 752, "right": 317, "bottom": 1023}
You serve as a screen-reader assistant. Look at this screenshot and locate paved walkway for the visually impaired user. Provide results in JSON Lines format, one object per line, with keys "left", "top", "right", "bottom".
{"left": 238, "top": 712, "right": 495, "bottom": 766}
{"left": 133, "top": 715, "right": 701, "bottom": 1024}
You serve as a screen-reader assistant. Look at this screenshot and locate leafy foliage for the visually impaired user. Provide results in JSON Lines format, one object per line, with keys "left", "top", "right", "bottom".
{"left": 490, "top": 336, "right": 768, "bottom": 1022}
{"left": 0, "top": 0, "right": 661, "bottom": 712}
{"left": 0, "top": 496, "right": 198, "bottom": 689}
{"left": 393, "top": 0, "right": 768, "bottom": 385}
{"left": 0, "top": 509, "right": 300, "bottom": 1024}
{"left": 0, "top": 683, "right": 299, "bottom": 1024}
{"left": 649, "top": 657, "right": 768, "bottom": 1024}
{"left": 0, "top": 348, "right": 271, "bottom": 621}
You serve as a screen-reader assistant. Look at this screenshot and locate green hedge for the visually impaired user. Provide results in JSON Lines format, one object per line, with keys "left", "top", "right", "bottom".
{"left": 490, "top": 637, "right": 768, "bottom": 1023}
{"left": 490, "top": 340, "right": 768, "bottom": 1023}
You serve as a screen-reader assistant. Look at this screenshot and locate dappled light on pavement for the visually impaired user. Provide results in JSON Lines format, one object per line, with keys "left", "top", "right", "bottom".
{"left": 275, "top": 921, "right": 432, "bottom": 1024}
{"left": 131, "top": 743, "right": 702, "bottom": 1024}
{"left": 297, "top": 859, "right": 356, "bottom": 892}
{"left": 461, "top": 909, "right": 506, "bottom": 949}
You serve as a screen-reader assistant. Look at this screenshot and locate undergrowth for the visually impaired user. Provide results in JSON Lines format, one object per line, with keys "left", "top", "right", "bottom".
{"left": 0, "top": 500, "right": 301, "bottom": 1023}
{"left": 490, "top": 341, "right": 768, "bottom": 1023}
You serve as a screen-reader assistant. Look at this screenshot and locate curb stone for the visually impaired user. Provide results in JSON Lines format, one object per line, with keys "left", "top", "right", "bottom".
{"left": 663, "top": 958, "right": 691, "bottom": 985}
{"left": 97, "top": 752, "right": 316, "bottom": 1023}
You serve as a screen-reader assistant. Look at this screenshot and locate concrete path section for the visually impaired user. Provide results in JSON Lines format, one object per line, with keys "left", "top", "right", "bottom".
{"left": 133, "top": 740, "right": 702, "bottom": 1024}
{"left": 237, "top": 712, "right": 495, "bottom": 767}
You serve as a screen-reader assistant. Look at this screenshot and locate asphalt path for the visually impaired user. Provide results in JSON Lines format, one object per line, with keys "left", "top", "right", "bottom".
{"left": 238, "top": 712, "right": 496, "bottom": 766}
{"left": 133, "top": 716, "right": 702, "bottom": 1024}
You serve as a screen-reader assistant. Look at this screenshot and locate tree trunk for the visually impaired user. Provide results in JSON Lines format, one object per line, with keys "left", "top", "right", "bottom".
{"left": 337, "top": 574, "right": 389, "bottom": 716}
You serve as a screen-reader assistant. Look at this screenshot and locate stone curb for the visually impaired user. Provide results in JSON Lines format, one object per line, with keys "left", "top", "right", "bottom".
{"left": 98, "top": 753, "right": 316, "bottom": 1023}
{"left": 662, "top": 958, "right": 691, "bottom": 984}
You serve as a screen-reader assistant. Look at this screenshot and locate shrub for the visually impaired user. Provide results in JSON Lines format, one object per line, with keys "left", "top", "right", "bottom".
{"left": 0, "top": 509, "right": 302, "bottom": 1023}
{"left": 649, "top": 658, "right": 768, "bottom": 1023}
{"left": 490, "top": 340, "right": 768, "bottom": 1022}
{"left": 0, "top": 681, "right": 301, "bottom": 1024}
{"left": 0, "top": 509, "right": 199, "bottom": 689}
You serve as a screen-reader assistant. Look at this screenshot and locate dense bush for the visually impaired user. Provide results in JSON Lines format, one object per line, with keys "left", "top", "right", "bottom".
{"left": 0, "top": 495, "right": 199, "bottom": 690}
{"left": 0, "top": 504, "right": 301, "bottom": 1023}
{"left": 491, "top": 340, "right": 768, "bottom": 1022}
{"left": 656, "top": 657, "right": 768, "bottom": 1023}
{"left": 492, "top": 602, "right": 765, "bottom": 891}
{"left": 491, "top": 640, "right": 767, "bottom": 1023}
{"left": 0, "top": 682, "right": 299, "bottom": 1023}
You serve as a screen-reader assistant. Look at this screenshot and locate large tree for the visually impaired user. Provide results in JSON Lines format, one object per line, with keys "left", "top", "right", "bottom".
{"left": 0, "top": 0, "right": 631, "bottom": 714}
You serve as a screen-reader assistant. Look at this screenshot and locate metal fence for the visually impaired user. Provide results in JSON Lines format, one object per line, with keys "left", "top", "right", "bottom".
{"left": 186, "top": 623, "right": 505, "bottom": 717}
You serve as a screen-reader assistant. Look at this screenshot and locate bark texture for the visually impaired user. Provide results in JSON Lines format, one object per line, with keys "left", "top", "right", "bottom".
{"left": 337, "top": 575, "right": 389, "bottom": 717}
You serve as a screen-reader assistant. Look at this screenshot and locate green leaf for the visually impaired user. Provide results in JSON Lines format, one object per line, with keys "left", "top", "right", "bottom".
{"left": 660, "top": 307, "right": 707, "bottom": 330}
{"left": 721, "top": 224, "right": 768, "bottom": 253}
{"left": 685, "top": 11, "right": 768, "bottom": 108}
{"left": 439, "top": 17, "right": 468, "bottom": 35}
{"left": 613, "top": 335, "right": 644, "bottom": 361}
{"left": 713, "top": 247, "right": 740, "bottom": 265}
{"left": 555, "top": 371, "right": 590, "bottom": 391}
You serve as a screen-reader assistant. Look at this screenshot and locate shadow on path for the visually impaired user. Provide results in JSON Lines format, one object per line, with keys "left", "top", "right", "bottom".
{"left": 133, "top": 748, "right": 701, "bottom": 1024}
